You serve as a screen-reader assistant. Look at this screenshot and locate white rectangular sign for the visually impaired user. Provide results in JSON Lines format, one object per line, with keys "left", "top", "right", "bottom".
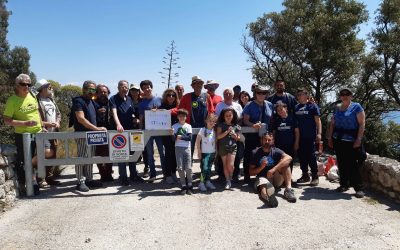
{"left": 130, "top": 131, "right": 144, "bottom": 151}
{"left": 145, "top": 110, "right": 171, "bottom": 130}
{"left": 108, "top": 132, "right": 130, "bottom": 161}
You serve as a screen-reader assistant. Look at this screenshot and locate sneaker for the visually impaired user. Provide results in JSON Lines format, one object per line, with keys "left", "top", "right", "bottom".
{"left": 119, "top": 178, "right": 129, "bottom": 186}
{"left": 130, "top": 176, "right": 145, "bottom": 183}
{"left": 284, "top": 188, "right": 297, "bottom": 203}
{"left": 224, "top": 181, "right": 232, "bottom": 190}
{"left": 165, "top": 176, "right": 174, "bottom": 185}
{"left": 147, "top": 176, "right": 156, "bottom": 182}
{"left": 335, "top": 186, "right": 349, "bottom": 192}
{"left": 258, "top": 193, "right": 278, "bottom": 208}
{"left": 296, "top": 174, "right": 310, "bottom": 184}
{"left": 310, "top": 176, "right": 319, "bottom": 186}
{"left": 143, "top": 167, "right": 149, "bottom": 178}
{"left": 232, "top": 175, "right": 240, "bottom": 183}
{"left": 186, "top": 186, "right": 193, "bottom": 195}
{"left": 205, "top": 180, "right": 216, "bottom": 190}
{"left": 355, "top": 190, "right": 365, "bottom": 198}
{"left": 33, "top": 184, "right": 40, "bottom": 196}
{"left": 85, "top": 180, "right": 103, "bottom": 188}
{"left": 76, "top": 182, "right": 90, "bottom": 192}
{"left": 180, "top": 186, "right": 187, "bottom": 195}
{"left": 38, "top": 180, "right": 49, "bottom": 188}
{"left": 199, "top": 182, "right": 207, "bottom": 192}
{"left": 100, "top": 175, "right": 114, "bottom": 182}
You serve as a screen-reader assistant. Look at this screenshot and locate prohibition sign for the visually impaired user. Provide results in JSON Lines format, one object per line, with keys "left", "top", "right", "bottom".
{"left": 111, "top": 134, "right": 127, "bottom": 149}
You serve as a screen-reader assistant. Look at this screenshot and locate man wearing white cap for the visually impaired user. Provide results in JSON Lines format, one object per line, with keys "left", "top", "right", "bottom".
{"left": 35, "top": 79, "right": 62, "bottom": 186}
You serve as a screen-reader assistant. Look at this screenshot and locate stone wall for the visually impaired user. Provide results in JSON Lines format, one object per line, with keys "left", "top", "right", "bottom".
{"left": 363, "top": 155, "right": 400, "bottom": 203}
{"left": 0, "top": 145, "right": 17, "bottom": 211}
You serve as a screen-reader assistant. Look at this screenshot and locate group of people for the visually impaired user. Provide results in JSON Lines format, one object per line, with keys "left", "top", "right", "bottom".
{"left": 3, "top": 73, "right": 366, "bottom": 207}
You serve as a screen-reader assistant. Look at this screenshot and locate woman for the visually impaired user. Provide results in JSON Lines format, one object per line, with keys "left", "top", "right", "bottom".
{"left": 160, "top": 88, "right": 180, "bottom": 184}
{"left": 327, "top": 88, "right": 365, "bottom": 198}
{"left": 242, "top": 85, "right": 274, "bottom": 182}
{"left": 3, "top": 74, "right": 44, "bottom": 195}
{"left": 239, "top": 91, "right": 251, "bottom": 108}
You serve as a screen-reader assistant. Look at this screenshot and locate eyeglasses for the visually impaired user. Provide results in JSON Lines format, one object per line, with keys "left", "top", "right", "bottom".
{"left": 87, "top": 88, "right": 96, "bottom": 93}
{"left": 256, "top": 91, "right": 268, "bottom": 95}
{"left": 166, "top": 93, "right": 176, "bottom": 97}
{"left": 19, "top": 82, "right": 32, "bottom": 87}
{"left": 339, "top": 92, "right": 351, "bottom": 96}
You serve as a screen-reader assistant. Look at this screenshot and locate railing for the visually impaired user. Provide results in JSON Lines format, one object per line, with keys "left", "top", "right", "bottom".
{"left": 23, "top": 125, "right": 266, "bottom": 196}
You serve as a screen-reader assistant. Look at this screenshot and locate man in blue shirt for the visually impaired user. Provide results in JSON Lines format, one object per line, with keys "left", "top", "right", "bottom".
{"left": 267, "top": 80, "right": 298, "bottom": 114}
{"left": 110, "top": 80, "right": 144, "bottom": 185}
{"left": 294, "top": 88, "right": 322, "bottom": 186}
{"left": 139, "top": 80, "right": 165, "bottom": 182}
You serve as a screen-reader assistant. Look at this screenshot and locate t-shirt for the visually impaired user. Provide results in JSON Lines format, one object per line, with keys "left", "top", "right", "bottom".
{"left": 210, "top": 94, "right": 223, "bottom": 108}
{"left": 272, "top": 114, "right": 297, "bottom": 147}
{"left": 3, "top": 94, "right": 42, "bottom": 134}
{"left": 197, "top": 127, "right": 216, "bottom": 153}
{"left": 94, "top": 99, "right": 110, "bottom": 129}
{"left": 159, "top": 103, "right": 179, "bottom": 125}
{"left": 172, "top": 122, "right": 192, "bottom": 148}
{"left": 267, "top": 93, "right": 298, "bottom": 114}
{"left": 242, "top": 100, "right": 274, "bottom": 131}
{"left": 109, "top": 94, "right": 135, "bottom": 130}
{"left": 217, "top": 122, "right": 241, "bottom": 148}
{"left": 73, "top": 96, "right": 97, "bottom": 132}
{"left": 190, "top": 93, "right": 208, "bottom": 128}
{"left": 38, "top": 97, "right": 56, "bottom": 132}
{"left": 139, "top": 96, "right": 162, "bottom": 129}
{"left": 250, "top": 146, "right": 284, "bottom": 178}
{"left": 333, "top": 102, "right": 363, "bottom": 142}
{"left": 295, "top": 102, "right": 320, "bottom": 139}
{"left": 215, "top": 101, "right": 243, "bottom": 118}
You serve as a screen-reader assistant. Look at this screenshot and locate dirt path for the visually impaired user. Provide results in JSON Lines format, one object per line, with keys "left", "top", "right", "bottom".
{"left": 1, "top": 162, "right": 400, "bottom": 249}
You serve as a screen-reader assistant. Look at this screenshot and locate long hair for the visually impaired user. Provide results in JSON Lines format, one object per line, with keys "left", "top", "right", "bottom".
{"left": 217, "top": 107, "right": 238, "bottom": 125}
{"left": 239, "top": 91, "right": 251, "bottom": 108}
{"left": 161, "top": 88, "right": 180, "bottom": 106}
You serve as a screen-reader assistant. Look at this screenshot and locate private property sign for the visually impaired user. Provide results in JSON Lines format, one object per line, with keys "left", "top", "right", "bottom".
{"left": 86, "top": 131, "right": 108, "bottom": 145}
{"left": 108, "top": 132, "right": 130, "bottom": 161}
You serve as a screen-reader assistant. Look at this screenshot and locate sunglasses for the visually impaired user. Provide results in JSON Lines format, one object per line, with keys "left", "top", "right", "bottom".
{"left": 87, "top": 88, "right": 96, "bottom": 93}
{"left": 46, "top": 86, "right": 53, "bottom": 90}
{"left": 19, "top": 82, "right": 32, "bottom": 87}
{"left": 256, "top": 91, "right": 268, "bottom": 95}
{"left": 339, "top": 92, "right": 351, "bottom": 96}
{"left": 166, "top": 93, "right": 176, "bottom": 97}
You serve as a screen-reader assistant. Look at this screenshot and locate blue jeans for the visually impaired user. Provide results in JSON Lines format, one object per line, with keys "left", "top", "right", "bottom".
{"left": 146, "top": 136, "right": 166, "bottom": 178}
{"left": 118, "top": 161, "right": 137, "bottom": 180}
{"left": 298, "top": 137, "right": 318, "bottom": 176}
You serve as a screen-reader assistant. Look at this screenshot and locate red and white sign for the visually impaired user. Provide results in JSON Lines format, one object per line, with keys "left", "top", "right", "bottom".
{"left": 108, "top": 132, "right": 130, "bottom": 161}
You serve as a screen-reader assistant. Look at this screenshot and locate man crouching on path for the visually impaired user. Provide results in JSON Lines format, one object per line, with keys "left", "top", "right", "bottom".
{"left": 249, "top": 133, "right": 297, "bottom": 207}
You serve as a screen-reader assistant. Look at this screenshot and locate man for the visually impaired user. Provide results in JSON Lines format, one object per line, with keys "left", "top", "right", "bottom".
{"left": 110, "top": 80, "right": 144, "bottom": 185}
{"left": 175, "top": 84, "right": 184, "bottom": 101}
{"left": 94, "top": 84, "right": 113, "bottom": 182}
{"left": 233, "top": 85, "right": 241, "bottom": 103}
{"left": 139, "top": 80, "right": 166, "bottom": 182}
{"left": 72, "top": 80, "right": 106, "bottom": 192}
{"left": 178, "top": 76, "right": 215, "bottom": 156}
{"left": 294, "top": 88, "right": 322, "bottom": 186}
{"left": 204, "top": 80, "right": 222, "bottom": 108}
{"left": 249, "top": 133, "right": 297, "bottom": 207}
{"left": 215, "top": 88, "right": 244, "bottom": 181}
{"left": 250, "top": 82, "right": 258, "bottom": 101}
{"left": 35, "top": 79, "right": 62, "bottom": 186}
{"left": 267, "top": 80, "right": 298, "bottom": 114}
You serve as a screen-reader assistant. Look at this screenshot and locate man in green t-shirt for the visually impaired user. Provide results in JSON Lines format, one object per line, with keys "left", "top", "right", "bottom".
{"left": 3, "top": 73, "right": 44, "bottom": 195}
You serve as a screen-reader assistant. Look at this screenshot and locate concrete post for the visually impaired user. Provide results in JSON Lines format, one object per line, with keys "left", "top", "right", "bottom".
{"left": 22, "top": 133, "right": 34, "bottom": 197}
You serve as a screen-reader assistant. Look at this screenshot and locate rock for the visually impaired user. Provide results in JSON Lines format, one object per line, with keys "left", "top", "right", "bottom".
{"left": 0, "top": 186, "right": 5, "bottom": 199}
{"left": 4, "top": 181, "right": 14, "bottom": 192}
{"left": 0, "top": 144, "right": 17, "bottom": 156}
{"left": 388, "top": 192, "right": 396, "bottom": 199}
{"left": 0, "top": 169, "right": 5, "bottom": 185}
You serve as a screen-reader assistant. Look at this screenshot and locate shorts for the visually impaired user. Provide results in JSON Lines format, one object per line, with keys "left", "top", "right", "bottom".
{"left": 218, "top": 143, "right": 237, "bottom": 156}
{"left": 254, "top": 174, "right": 284, "bottom": 191}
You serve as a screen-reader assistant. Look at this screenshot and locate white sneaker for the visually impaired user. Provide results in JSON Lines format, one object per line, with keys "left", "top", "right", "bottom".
{"left": 199, "top": 182, "right": 207, "bottom": 192}
{"left": 166, "top": 176, "right": 174, "bottom": 184}
{"left": 224, "top": 181, "right": 231, "bottom": 190}
{"left": 205, "top": 180, "right": 216, "bottom": 190}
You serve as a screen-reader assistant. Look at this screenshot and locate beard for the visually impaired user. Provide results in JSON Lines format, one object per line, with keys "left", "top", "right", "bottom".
{"left": 277, "top": 89, "right": 284, "bottom": 94}
{"left": 48, "top": 91, "right": 55, "bottom": 99}
{"left": 97, "top": 95, "right": 108, "bottom": 104}
{"left": 262, "top": 143, "right": 271, "bottom": 150}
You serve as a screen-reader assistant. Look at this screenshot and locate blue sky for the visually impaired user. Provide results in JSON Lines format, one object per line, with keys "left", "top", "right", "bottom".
{"left": 7, "top": 0, "right": 380, "bottom": 96}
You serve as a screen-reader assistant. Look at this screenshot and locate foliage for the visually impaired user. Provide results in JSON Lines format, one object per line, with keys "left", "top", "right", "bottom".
{"left": 53, "top": 84, "right": 81, "bottom": 130}
{"left": 369, "top": 0, "right": 400, "bottom": 107}
{"left": 243, "top": 0, "right": 368, "bottom": 107}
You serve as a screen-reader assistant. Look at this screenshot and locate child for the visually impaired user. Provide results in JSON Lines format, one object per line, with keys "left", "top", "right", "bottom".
{"left": 195, "top": 113, "right": 218, "bottom": 192}
{"left": 172, "top": 109, "right": 193, "bottom": 195}
{"left": 294, "top": 88, "right": 322, "bottom": 186}
{"left": 216, "top": 107, "right": 241, "bottom": 190}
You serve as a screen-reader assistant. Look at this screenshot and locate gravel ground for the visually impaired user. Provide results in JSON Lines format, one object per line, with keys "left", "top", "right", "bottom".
{"left": 1, "top": 160, "right": 400, "bottom": 250}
